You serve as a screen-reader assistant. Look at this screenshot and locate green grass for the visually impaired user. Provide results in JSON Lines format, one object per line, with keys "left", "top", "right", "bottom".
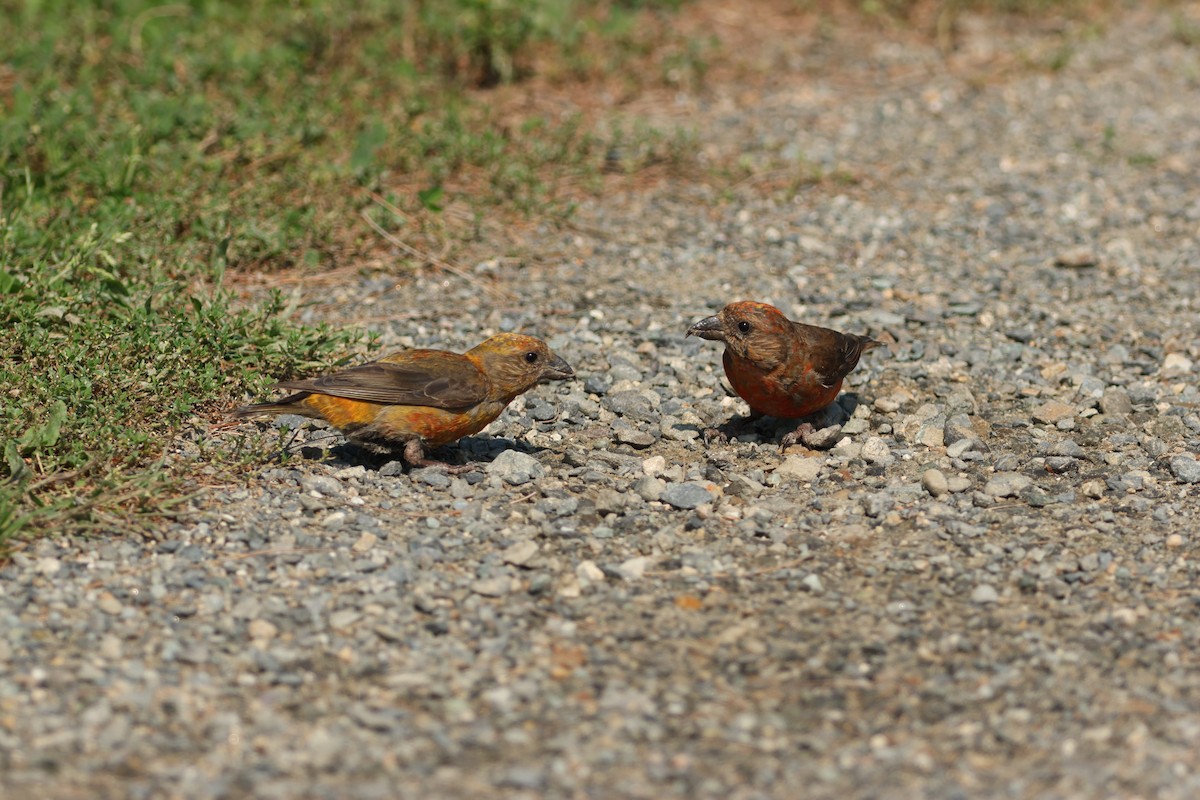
{"left": 0, "top": 0, "right": 702, "bottom": 545}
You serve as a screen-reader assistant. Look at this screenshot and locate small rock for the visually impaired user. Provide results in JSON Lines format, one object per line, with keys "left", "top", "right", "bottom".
{"left": 983, "top": 472, "right": 1033, "bottom": 498}
{"left": 841, "top": 417, "right": 868, "bottom": 435}
{"left": 915, "top": 419, "right": 945, "bottom": 448}
{"left": 617, "top": 556, "right": 650, "bottom": 581}
{"left": 1081, "top": 479, "right": 1107, "bottom": 498}
{"left": 946, "top": 438, "right": 979, "bottom": 459}
{"left": 863, "top": 493, "right": 894, "bottom": 518}
{"left": 1020, "top": 486, "right": 1052, "bottom": 507}
{"left": 321, "top": 511, "right": 347, "bottom": 530}
{"left": 802, "top": 425, "right": 844, "bottom": 449}
{"left": 1169, "top": 455, "right": 1200, "bottom": 484}
{"left": 1054, "top": 246, "right": 1097, "bottom": 268}
{"left": 328, "top": 609, "right": 361, "bottom": 629}
{"left": 1166, "top": 533, "right": 1185, "bottom": 548}
{"left": 97, "top": 592, "right": 123, "bottom": 616}
{"left": 874, "top": 397, "right": 901, "bottom": 413}
{"left": 378, "top": 460, "right": 407, "bottom": 477}
{"left": 946, "top": 476, "right": 972, "bottom": 493}
{"left": 661, "top": 482, "right": 715, "bottom": 510}
{"left": 486, "top": 449, "right": 545, "bottom": 485}
{"left": 604, "top": 390, "right": 658, "bottom": 422}
{"left": 1032, "top": 400, "right": 1075, "bottom": 425}
{"left": 613, "top": 419, "right": 655, "bottom": 448}
{"left": 301, "top": 474, "right": 343, "bottom": 497}
{"left": 1048, "top": 439, "right": 1086, "bottom": 458}
{"left": 971, "top": 584, "right": 1000, "bottom": 604}
{"left": 583, "top": 376, "right": 610, "bottom": 395}
{"left": 98, "top": 635, "right": 122, "bottom": 660}
{"left": 472, "top": 577, "right": 512, "bottom": 597}
{"left": 860, "top": 436, "right": 894, "bottom": 466}
{"left": 945, "top": 412, "right": 974, "bottom": 443}
{"left": 776, "top": 455, "right": 821, "bottom": 483}
{"left": 1162, "top": 353, "right": 1194, "bottom": 377}
{"left": 642, "top": 455, "right": 667, "bottom": 476}
{"left": 801, "top": 574, "right": 824, "bottom": 593}
{"left": 248, "top": 619, "right": 278, "bottom": 640}
{"left": 726, "top": 474, "right": 764, "bottom": 499}
{"left": 351, "top": 532, "right": 377, "bottom": 554}
{"left": 36, "top": 557, "right": 62, "bottom": 576}
{"left": 502, "top": 540, "right": 539, "bottom": 566}
{"left": 922, "top": 468, "right": 949, "bottom": 497}
{"left": 412, "top": 468, "right": 452, "bottom": 488}
{"left": 594, "top": 488, "right": 627, "bottom": 515}
{"left": 576, "top": 560, "right": 605, "bottom": 584}
{"left": 633, "top": 476, "right": 666, "bottom": 502}
{"left": 1100, "top": 387, "right": 1133, "bottom": 416}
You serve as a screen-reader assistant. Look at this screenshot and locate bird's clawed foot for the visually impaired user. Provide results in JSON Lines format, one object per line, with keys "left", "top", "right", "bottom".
{"left": 778, "top": 422, "right": 816, "bottom": 453}
{"left": 402, "top": 439, "right": 480, "bottom": 475}
{"left": 702, "top": 414, "right": 764, "bottom": 446}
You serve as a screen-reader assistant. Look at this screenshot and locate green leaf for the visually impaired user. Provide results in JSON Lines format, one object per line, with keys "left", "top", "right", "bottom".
{"left": 43, "top": 401, "right": 67, "bottom": 448}
{"left": 17, "top": 400, "right": 67, "bottom": 453}
{"left": 350, "top": 122, "right": 388, "bottom": 177}
{"left": 3, "top": 440, "right": 28, "bottom": 482}
{"left": 418, "top": 184, "right": 445, "bottom": 212}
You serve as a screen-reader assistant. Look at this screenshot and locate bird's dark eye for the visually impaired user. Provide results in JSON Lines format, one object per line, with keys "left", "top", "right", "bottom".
{"left": 525, "top": 351, "right": 539, "bottom": 363}
{"left": 737, "top": 320, "right": 752, "bottom": 333}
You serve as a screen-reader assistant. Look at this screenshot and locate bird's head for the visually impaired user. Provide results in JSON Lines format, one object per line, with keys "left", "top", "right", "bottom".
{"left": 687, "top": 301, "right": 792, "bottom": 363}
{"left": 468, "top": 333, "right": 574, "bottom": 398}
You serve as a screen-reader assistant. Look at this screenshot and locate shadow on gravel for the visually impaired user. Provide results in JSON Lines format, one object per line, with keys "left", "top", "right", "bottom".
{"left": 275, "top": 435, "right": 540, "bottom": 472}
{"left": 711, "top": 393, "right": 862, "bottom": 445}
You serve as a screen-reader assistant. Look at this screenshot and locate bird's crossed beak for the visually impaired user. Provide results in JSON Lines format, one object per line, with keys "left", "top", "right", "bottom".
{"left": 541, "top": 354, "right": 575, "bottom": 382}
{"left": 687, "top": 315, "right": 725, "bottom": 341}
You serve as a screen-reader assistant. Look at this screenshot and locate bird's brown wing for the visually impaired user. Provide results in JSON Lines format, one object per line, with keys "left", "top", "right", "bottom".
{"left": 276, "top": 350, "right": 489, "bottom": 409}
{"left": 793, "top": 323, "right": 880, "bottom": 388}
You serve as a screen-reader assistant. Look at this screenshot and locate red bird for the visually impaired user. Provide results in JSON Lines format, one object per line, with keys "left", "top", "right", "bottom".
{"left": 234, "top": 333, "right": 574, "bottom": 469}
{"left": 688, "top": 301, "right": 882, "bottom": 448}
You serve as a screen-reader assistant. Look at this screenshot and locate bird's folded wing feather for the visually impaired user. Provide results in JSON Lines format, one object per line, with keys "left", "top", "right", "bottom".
{"left": 276, "top": 351, "right": 489, "bottom": 409}
{"left": 794, "top": 324, "right": 873, "bottom": 386}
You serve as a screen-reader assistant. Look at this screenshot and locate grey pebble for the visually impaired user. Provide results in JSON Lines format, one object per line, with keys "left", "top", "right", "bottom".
{"left": 983, "top": 472, "right": 1033, "bottom": 498}
{"left": 860, "top": 436, "right": 894, "bottom": 466}
{"left": 776, "top": 455, "right": 822, "bottom": 482}
{"left": 1169, "top": 455, "right": 1200, "bottom": 484}
{"left": 301, "top": 474, "right": 343, "bottom": 497}
{"left": 660, "top": 481, "right": 714, "bottom": 510}
{"left": 486, "top": 449, "right": 545, "bottom": 485}
{"left": 501, "top": 540, "right": 538, "bottom": 566}
{"left": 1100, "top": 387, "right": 1133, "bottom": 416}
{"left": 922, "top": 468, "right": 949, "bottom": 497}
{"left": 802, "top": 425, "right": 844, "bottom": 450}
{"left": 971, "top": 584, "right": 1000, "bottom": 604}
{"left": 96, "top": 592, "right": 123, "bottom": 616}
{"left": 633, "top": 476, "right": 666, "bottom": 502}
{"left": 725, "top": 474, "right": 764, "bottom": 498}
{"left": 612, "top": 419, "right": 656, "bottom": 448}
{"left": 412, "top": 468, "right": 452, "bottom": 488}
{"left": 471, "top": 576, "right": 513, "bottom": 597}
{"left": 604, "top": 390, "right": 658, "bottom": 423}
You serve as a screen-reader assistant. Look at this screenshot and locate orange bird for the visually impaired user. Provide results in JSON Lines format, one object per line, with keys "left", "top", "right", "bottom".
{"left": 687, "top": 301, "right": 882, "bottom": 447}
{"left": 234, "top": 333, "right": 574, "bottom": 469}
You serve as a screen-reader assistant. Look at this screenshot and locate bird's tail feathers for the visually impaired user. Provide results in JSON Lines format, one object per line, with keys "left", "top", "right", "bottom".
{"left": 230, "top": 393, "right": 312, "bottom": 420}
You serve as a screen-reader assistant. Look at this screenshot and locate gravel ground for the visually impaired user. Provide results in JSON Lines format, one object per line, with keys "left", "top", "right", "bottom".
{"left": 5, "top": 6, "right": 1200, "bottom": 799}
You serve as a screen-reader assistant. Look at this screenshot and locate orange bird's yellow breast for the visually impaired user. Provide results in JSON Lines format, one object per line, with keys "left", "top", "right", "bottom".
{"left": 299, "top": 394, "right": 510, "bottom": 447}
